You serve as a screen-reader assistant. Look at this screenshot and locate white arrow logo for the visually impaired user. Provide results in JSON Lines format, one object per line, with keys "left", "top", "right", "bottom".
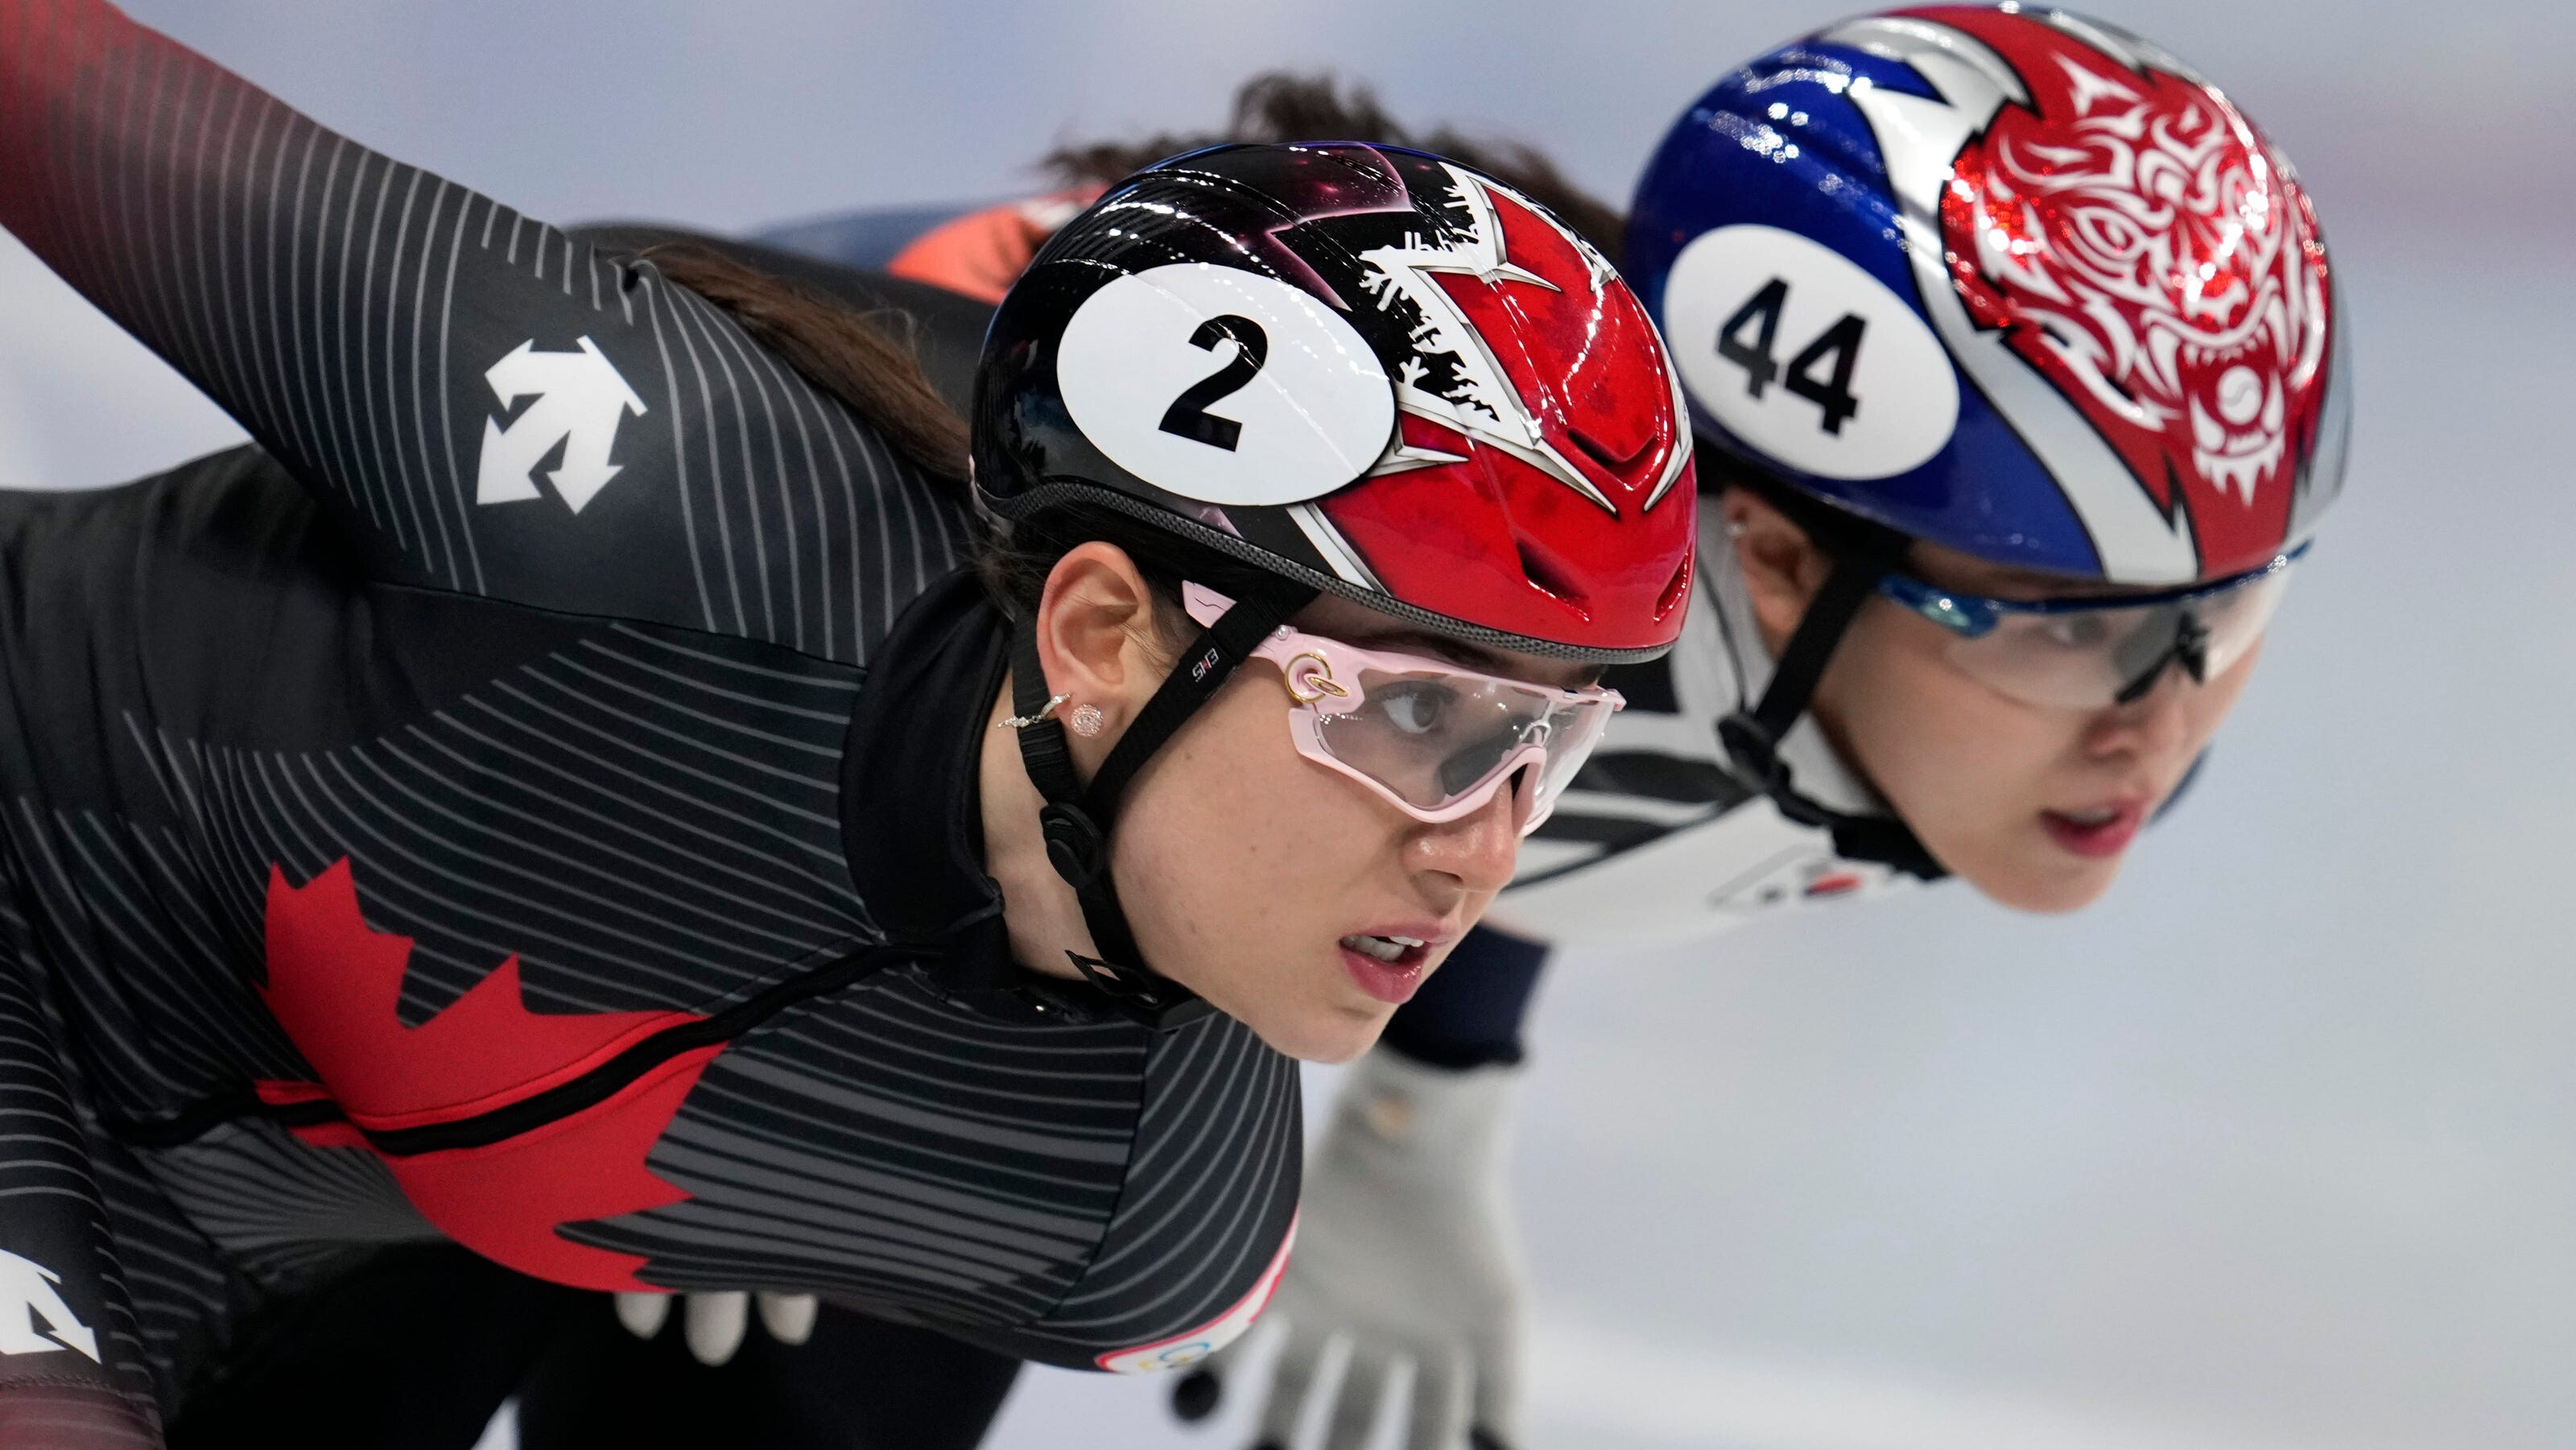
{"left": 476, "top": 336, "right": 649, "bottom": 514}
{"left": 0, "top": 1250, "right": 101, "bottom": 1362}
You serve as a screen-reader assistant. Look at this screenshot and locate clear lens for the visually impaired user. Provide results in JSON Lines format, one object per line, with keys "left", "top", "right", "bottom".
{"left": 1309, "top": 668, "right": 1614, "bottom": 827}
{"left": 1314, "top": 670, "right": 1553, "bottom": 810}
{"left": 1938, "top": 567, "right": 2293, "bottom": 709}
{"left": 1522, "top": 700, "right": 1615, "bottom": 830}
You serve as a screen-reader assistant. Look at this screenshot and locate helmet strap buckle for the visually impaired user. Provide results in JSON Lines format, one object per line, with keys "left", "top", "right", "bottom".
{"left": 1065, "top": 950, "right": 1218, "bottom": 1030}
{"left": 1038, "top": 803, "right": 1108, "bottom": 890}
{"left": 1715, "top": 711, "right": 1793, "bottom": 800}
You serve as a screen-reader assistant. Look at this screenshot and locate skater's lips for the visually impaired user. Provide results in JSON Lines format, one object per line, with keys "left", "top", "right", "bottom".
{"left": 2040, "top": 795, "right": 2146, "bottom": 858}
{"left": 1334, "top": 921, "right": 1450, "bottom": 1005}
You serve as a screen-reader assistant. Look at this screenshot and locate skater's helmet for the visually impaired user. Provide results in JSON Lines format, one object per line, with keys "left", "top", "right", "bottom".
{"left": 1628, "top": 3, "right": 2348, "bottom": 585}
{"left": 971, "top": 142, "right": 1699, "bottom": 1022}
{"left": 1623, "top": 5, "right": 2350, "bottom": 874}
{"left": 980, "top": 141, "right": 1699, "bottom": 661}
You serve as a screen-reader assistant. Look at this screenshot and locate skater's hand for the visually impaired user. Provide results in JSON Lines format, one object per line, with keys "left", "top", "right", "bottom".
{"left": 1170, "top": 1047, "right": 1525, "bottom": 1450}
{"left": 611, "top": 1290, "right": 818, "bottom": 1366}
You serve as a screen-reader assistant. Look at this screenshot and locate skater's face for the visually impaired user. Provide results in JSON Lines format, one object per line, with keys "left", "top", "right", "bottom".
{"left": 986, "top": 543, "right": 1588, "bottom": 1060}
{"left": 1729, "top": 493, "right": 2260, "bottom": 913}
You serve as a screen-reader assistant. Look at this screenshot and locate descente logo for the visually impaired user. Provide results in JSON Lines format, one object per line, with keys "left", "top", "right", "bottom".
{"left": 475, "top": 337, "right": 649, "bottom": 514}
{"left": 0, "top": 1249, "right": 100, "bottom": 1362}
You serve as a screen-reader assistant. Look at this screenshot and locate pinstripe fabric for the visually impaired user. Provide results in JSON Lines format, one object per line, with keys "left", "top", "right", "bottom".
{"left": 0, "top": 849, "right": 167, "bottom": 1431}
{"left": 568, "top": 968, "right": 1300, "bottom": 1357}
{"left": 0, "top": 1382, "right": 157, "bottom": 1450}
{"left": 0, "top": 2, "right": 1302, "bottom": 1437}
{"left": 0, "top": 452, "right": 1298, "bottom": 1424}
{"left": 1042, "top": 1007, "right": 1300, "bottom": 1345}
{"left": 0, "top": 0, "right": 972, "bottom": 661}
{"left": 574, "top": 973, "right": 1147, "bottom": 1319}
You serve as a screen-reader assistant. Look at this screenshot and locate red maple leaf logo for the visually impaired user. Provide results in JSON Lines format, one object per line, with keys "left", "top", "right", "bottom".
{"left": 254, "top": 858, "right": 721, "bottom": 1291}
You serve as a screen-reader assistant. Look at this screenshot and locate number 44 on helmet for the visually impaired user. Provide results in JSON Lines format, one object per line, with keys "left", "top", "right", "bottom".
{"left": 1632, "top": 3, "right": 2348, "bottom": 591}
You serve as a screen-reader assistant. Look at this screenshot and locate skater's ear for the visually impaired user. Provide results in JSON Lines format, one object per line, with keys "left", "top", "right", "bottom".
{"left": 1722, "top": 490, "right": 1832, "bottom": 657}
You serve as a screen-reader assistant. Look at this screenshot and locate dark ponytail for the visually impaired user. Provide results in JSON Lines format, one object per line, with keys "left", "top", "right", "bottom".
{"left": 642, "top": 242, "right": 971, "bottom": 485}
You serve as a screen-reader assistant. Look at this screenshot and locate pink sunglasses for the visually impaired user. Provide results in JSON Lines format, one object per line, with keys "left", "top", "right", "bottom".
{"left": 1185, "top": 584, "right": 1624, "bottom": 835}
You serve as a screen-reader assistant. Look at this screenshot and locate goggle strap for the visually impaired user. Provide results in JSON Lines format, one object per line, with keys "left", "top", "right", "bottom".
{"left": 1086, "top": 587, "right": 1311, "bottom": 822}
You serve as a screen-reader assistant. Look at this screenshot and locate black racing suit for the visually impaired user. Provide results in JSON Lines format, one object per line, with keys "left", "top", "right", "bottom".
{"left": 0, "top": 3, "right": 1298, "bottom": 1444}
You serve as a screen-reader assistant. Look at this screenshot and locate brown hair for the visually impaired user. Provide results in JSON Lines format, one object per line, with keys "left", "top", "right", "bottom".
{"left": 1042, "top": 72, "right": 1628, "bottom": 266}
{"left": 642, "top": 242, "right": 970, "bottom": 484}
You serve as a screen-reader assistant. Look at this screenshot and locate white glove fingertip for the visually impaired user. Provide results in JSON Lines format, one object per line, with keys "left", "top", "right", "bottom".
{"left": 684, "top": 1291, "right": 750, "bottom": 1366}
{"left": 613, "top": 1291, "right": 671, "bottom": 1341}
{"left": 1405, "top": 1345, "right": 1472, "bottom": 1450}
{"left": 1319, "top": 1345, "right": 1392, "bottom": 1450}
{"left": 1469, "top": 1320, "right": 1523, "bottom": 1445}
{"left": 757, "top": 1291, "right": 819, "bottom": 1346}
{"left": 1253, "top": 1321, "right": 1330, "bottom": 1449}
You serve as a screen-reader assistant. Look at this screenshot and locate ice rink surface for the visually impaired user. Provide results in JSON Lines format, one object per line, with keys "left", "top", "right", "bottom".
{"left": 2, "top": 2, "right": 2568, "bottom": 1446}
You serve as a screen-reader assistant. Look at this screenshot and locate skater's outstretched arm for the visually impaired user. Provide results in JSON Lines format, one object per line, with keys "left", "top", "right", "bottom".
{"left": 0, "top": 0, "right": 970, "bottom": 663}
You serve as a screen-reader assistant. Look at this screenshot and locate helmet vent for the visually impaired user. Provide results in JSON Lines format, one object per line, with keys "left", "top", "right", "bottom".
{"left": 1514, "top": 536, "right": 1588, "bottom": 610}
{"left": 1568, "top": 423, "right": 1653, "bottom": 486}
{"left": 1654, "top": 551, "right": 1693, "bottom": 620}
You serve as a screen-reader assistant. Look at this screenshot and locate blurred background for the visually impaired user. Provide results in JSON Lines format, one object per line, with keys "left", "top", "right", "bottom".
{"left": 3, "top": 2, "right": 2569, "bottom": 1447}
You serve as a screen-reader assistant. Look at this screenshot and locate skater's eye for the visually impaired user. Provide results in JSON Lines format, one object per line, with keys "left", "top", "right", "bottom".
{"left": 2037, "top": 613, "right": 2113, "bottom": 650}
{"left": 1375, "top": 681, "right": 1454, "bottom": 737}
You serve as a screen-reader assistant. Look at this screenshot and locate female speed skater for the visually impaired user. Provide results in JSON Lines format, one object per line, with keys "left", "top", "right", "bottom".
{"left": 0, "top": 1, "right": 1704, "bottom": 1446}
{"left": 645, "top": 9, "right": 2351, "bottom": 1449}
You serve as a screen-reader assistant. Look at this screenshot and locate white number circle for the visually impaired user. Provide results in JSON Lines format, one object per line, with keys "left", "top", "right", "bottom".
{"left": 1057, "top": 262, "right": 1394, "bottom": 507}
{"left": 1664, "top": 224, "right": 1958, "bottom": 480}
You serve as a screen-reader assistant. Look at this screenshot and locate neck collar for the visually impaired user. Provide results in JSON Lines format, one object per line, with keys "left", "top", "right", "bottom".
{"left": 838, "top": 570, "right": 1129, "bottom": 1017}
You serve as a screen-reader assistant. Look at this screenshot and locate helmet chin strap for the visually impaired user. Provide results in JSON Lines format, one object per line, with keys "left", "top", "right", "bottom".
{"left": 1006, "top": 586, "right": 1311, "bottom": 1031}
{"left": 1715, "top": 551, "right": 1949, "bottom": 882}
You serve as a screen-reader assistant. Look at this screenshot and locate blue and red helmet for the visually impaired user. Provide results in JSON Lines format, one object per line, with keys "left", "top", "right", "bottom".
{"left": 1629, "top": 5, "right": 2348, "bottom": 585}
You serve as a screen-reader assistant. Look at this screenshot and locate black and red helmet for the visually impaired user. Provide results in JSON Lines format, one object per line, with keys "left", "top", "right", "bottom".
{"left": 973, "top": 142, "right": 1698, "bottom": 662}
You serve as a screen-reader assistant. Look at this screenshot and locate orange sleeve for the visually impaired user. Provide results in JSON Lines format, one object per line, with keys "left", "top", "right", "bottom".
{"left": 887, "top": 187, "right": 1101, "bottom": 303}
